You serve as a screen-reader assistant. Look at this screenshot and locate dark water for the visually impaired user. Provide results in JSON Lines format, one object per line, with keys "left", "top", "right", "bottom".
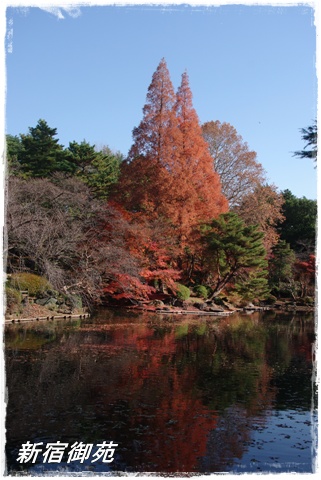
{"left": 4, "top": 309, "right": 317, "bottom": 475}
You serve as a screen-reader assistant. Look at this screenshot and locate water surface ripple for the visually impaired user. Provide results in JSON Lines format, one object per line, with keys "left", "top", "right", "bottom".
{"left": 5, "top": 309, "right": 317, "bottom": 474}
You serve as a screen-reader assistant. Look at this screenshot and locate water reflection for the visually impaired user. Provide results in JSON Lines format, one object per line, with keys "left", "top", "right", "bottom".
{"left": 5, "top": 309, "right": 316, "bottom": 474}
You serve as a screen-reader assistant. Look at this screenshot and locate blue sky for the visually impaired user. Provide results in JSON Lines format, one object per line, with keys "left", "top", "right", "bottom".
{"left": 5, "top": 2, "right": 317, "bottom": 199}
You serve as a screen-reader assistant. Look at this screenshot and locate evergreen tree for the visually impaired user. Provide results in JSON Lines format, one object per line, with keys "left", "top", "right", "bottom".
{"left": 201, "top": 212, "right": 268, "bottom": 299}
{"left": 84, "top": 151, "right": 121, "bottom": 200}
{"left": 6, "top": 134, "right": 23, "bottom": 175}
{"left": 234, "top": 269, "right": 270, "bottom": 303}
{"left": 19, "top": 119, "right": 71, "bottom": 177}
{"left": 279, "top": 189, "right": 317, "bottom": 253}
{"left": 294, "top": 121, "right": 317, "bottom": 161}
{"left": 67, "top": 140, "right": 98, "bottom": 175}
{"left": 65, "top": 141, "right": 122, "bottom": 199}
{"left": 268, "top": 240, "right": 296, "bottom": 297}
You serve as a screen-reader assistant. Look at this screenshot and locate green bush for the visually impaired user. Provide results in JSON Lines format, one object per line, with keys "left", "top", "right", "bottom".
{"left": 6, "top": 286, "right": 22, "bottom": 305}
{"left": 9, "top": 273, "right": 52, "bottom": 297}
{"left": 193, "top": 285, "right": 208, "bottom": 299}
{"left": 176, "top": 283, "right": 191, "bottom": 301}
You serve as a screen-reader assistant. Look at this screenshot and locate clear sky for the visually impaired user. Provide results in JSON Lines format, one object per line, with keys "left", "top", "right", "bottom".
{"left": 4, "top": 1, "right": 318, "bottom": 199}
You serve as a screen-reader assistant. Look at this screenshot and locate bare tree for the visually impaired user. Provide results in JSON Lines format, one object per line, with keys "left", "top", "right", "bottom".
{"left": 5, "top": 175, "right": 142, "bottom": 305}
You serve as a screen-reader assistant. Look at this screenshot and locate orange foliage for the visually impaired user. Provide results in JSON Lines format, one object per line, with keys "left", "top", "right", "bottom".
{"left": 234, "top": 184, "right": 284, "bottom": 253}
{"left": 116, "top": 60, "right": 228, "bottom": 244}
{"left": 116, "top": 58, "right": 178, "bottom": 215}
{"left": 103, "top": 273, "right": 155, "bottom": 301}
{"left": 166, "top": 72, "right": 228, "bottom": 240}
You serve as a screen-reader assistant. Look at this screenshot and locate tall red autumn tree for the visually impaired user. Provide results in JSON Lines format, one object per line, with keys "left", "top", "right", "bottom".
{"left": 114, "top": 60, "right": 228, "bottom": 287}
{"left": 116, "top": 58, "right": 179, "bottom": 214}
{"left": 169, "top": 71, "right": 228, "bottom": 239}
{"left": 116, "top": 62, "right": 227, "bottom": 234}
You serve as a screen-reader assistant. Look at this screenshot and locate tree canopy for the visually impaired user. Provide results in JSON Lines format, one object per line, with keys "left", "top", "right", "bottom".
{"left": 6, "top": 122, "right": 121, "bottom": 200}
{"left": 201, "top": 212, "right": 268, "bottom": 300}
{"left": 202, "top": 121, "right": 284, "bottom": 253}
{"left": 293, "top": 121, "right": 317, "bottom": 161}
{"left": 19, "top": 119, "right": 72, "bottom": 177}
{"left": 202, "top": 120, "right": 265, "bottom": 207}
{"left": 278, "top": 189, "right": 317, "bottom": 253}
{"left": 234, "top": 183, "right": 284, "bottom": 253}
{"left": 116, "top": 60, "right": 227, "bottom": 242}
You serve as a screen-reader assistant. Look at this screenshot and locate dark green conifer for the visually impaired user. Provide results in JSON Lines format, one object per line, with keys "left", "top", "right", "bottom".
{"left": 19, "top": 119, "right": 70, "bottom": 177}
{"left": 201, "top": 212, "right": 268, "bottom": 299}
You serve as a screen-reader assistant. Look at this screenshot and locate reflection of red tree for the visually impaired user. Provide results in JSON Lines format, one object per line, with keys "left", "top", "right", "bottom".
{"left": 135, "top": 386, "right": 218, "bottom": 472}
{"left": 6, "top": 312, "right": 315, "bottom": 474}
{"left": 292, "top": 321, "right": 315, "bottom": 363}
{"left": 81, "top": 323, "right": 220, "bottom": 470}
{"left": 79, "top": 319, "right": 279, "bottom": 472}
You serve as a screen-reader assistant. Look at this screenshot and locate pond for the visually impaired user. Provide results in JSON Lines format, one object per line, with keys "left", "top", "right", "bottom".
{"left": 4, "top": 308, "right": 317, "bottom": 475}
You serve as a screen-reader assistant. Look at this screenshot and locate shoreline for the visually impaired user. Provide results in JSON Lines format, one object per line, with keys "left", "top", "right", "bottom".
{"left": 4, "top": 303, "right": 314, "bottom": 325}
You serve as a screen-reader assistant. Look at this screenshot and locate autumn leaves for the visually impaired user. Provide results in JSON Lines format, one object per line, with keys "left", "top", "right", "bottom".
{"left": 112, "top": 59, "right": 271, "bottom": 301}
{"left": 8, "top": 58, "right": 308, "bottom": 306}
{"left": 117, "top": 59, "right": 228, "bottom": 241}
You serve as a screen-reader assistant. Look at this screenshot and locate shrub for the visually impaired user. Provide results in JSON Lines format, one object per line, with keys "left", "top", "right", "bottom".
{"left": 9, "top": 273, "right": 52, "bottom": 297}
{"left": 6, "top": 286, "right": 22, "bottom": 305}
{"left": 193, "top": 285, "right": 208, "bottom": 299}
{"left": 5, "top": 286, "right": 23, "bottom": 315}
{"left": 176, "top": 283, "right": 191, "bottom": 301}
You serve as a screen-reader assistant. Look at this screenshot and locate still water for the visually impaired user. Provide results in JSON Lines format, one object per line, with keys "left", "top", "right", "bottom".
{"left": 4, "top": 309, "right": 317, "bottom": 475}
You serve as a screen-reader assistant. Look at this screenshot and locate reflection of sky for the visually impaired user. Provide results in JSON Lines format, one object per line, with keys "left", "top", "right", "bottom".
{"left": 231, "top": 409, "right": 316, "bottom": 473}
{"left": 11, "top": 409, "right": 317, "bottom": 475}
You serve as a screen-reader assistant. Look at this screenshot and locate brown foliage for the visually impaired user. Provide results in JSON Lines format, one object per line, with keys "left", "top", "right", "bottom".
{"left": 234, "top": 184, "right": 284, "bottom": 253}
{"left": 201, "top": 121, "right": 283, "bottom": 253}
{"left": 5, "top": 176, "right": 144, "bottom": 304}
{"left": 202, "top": 120, "right": 265, "bottom": 207}
{"left": 167, "top": 72, "right": 228, "bottom": 239}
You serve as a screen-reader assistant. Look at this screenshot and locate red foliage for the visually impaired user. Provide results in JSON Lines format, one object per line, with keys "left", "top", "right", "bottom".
{"left": 103, "top": 273, "right": 155, "bottom": 301}
{"left": 116, "top": 58, "right": 178, "bottom": 214}
{"left": 115, "top": 60, "right": 228, "bottom": 241}
{"left": 294, "top": 254, "right": 315, "bottom": 297}
{"left": 125, "top": 213, "right": 182, "bottom": 292}
{"left": 170, "top": 72, "right": 228, "bottom": 238}
{"left": 102, "top": 61, "right": 230, "bottom": 301}
{"left": 295, "top": 254, "right": 316, "bottom": 276}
